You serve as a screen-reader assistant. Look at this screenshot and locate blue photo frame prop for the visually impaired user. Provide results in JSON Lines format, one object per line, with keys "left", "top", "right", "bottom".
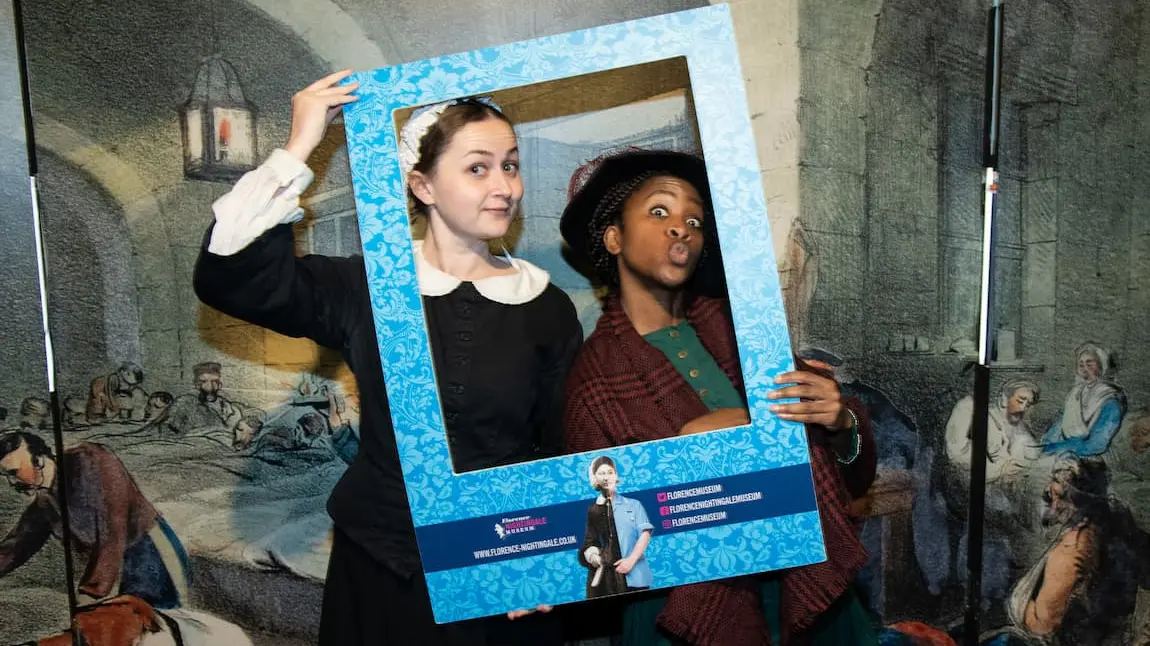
{"left": 342, "top": 4, "right": 826, "bottom": 623}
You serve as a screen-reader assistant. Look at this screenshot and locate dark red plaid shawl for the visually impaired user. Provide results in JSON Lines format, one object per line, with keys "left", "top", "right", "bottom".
{"left": 564, "top": 294, "right": 874, "bottom": 646}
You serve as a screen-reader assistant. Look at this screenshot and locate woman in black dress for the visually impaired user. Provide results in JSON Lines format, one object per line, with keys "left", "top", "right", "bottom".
{"left": 193, "top": 70, "right": 582, "bottom": 645}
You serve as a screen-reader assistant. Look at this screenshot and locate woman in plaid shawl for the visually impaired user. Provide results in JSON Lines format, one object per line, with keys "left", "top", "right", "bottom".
{"left": 559, "top": 149, "right": 878, "bottom": 645}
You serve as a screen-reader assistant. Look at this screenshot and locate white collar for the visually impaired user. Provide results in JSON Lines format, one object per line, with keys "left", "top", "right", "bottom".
{"left": 413, "top": 240, "right": 550, "bottom": 305}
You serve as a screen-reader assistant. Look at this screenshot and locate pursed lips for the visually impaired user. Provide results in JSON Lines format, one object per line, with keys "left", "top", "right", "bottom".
{"left": 668, "top": 240, "right": 694, "bottom": 265}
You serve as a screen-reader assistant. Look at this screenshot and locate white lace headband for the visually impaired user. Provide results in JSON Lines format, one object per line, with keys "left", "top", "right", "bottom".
{"left": 398, "top": 96, "right": 503, "bottom": 178}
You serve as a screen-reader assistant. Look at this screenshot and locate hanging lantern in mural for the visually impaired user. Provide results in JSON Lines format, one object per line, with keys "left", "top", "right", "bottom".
{"left": 179, "top": 54, "right": 258, "bottom": 181}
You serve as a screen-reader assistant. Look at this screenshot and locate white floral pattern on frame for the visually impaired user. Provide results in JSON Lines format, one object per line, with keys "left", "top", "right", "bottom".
{"left": 340, "top": 5, "right": 825, "bottom": 621}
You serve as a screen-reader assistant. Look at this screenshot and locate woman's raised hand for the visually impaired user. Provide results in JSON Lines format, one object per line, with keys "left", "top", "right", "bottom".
{"left": 284, "top": 69, "right": 359, "bottom": 162}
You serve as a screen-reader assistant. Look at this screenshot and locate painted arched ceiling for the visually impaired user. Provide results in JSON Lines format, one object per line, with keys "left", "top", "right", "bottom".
{"left": 22, "top": 0, "right": 326, "bottom": 191}
{"left": 21, "top": 0, "right": 709, "bottom": 193}
{"left": 326, "top": 0, "right": 708, "bottom": 64}
{"left": 23, "top": 0, "right": 325, "bottom": 141}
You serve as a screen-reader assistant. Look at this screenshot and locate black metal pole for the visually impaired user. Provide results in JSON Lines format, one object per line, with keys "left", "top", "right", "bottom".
{"left": 963, "top": 1, "right": 1004, "bottom": 644}
{"left": 10, "top": 0, "right": 82, "bottom": 632}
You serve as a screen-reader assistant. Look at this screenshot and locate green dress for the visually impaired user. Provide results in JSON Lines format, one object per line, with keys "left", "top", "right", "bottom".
{"left": 620, "top": 322, "right": 879, "bottom": 646}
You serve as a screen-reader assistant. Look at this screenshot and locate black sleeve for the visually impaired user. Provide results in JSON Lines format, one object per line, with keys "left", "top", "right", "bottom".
{"left": 531, "top": 288, "right": 584, "bottom": 459}
{"left": 838, "top": 397, "right": 878, "bottom": 499}
{"left": 578, "top": 505, "right": 602, "bottom": 569}
{"left": 193, "top": 223, "right": 363, "bottom": 350}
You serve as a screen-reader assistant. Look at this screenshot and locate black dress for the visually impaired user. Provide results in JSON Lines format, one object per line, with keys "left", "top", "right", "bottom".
{"left": 194, "top": 223, "right": 582, "bottom": 645}
{"left": 579, "top": 498, "right": 629, "bottom": 599}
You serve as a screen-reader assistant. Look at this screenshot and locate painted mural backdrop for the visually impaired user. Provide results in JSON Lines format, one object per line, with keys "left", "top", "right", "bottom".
{"left": 794, "top": 1, "right": 1150, "bottom": 644}
{"left": 1, "top": 2, "right": 712, "bottom": 645}
{"left": 2, "top": 0, "right": 1148, "bottom": 645}
{"left": 0, "top": 0, "right": 70, "bottom": 642}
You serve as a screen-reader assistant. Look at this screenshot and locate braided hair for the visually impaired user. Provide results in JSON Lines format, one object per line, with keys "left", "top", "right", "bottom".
{"left": 585, "top": 171, "right": 713, "bottom": 288}
{"left": 586, "top": 171, "right": 658, "bottom": 287}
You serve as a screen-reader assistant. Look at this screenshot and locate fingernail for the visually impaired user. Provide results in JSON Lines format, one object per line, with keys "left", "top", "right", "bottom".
{"left": 769, "top": 404, "right": 781, "bottom": 412}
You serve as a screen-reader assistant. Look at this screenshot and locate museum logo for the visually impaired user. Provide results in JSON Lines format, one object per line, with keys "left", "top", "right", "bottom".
{"left": 494, "top": 514, "right": 548, "bottom": 540}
